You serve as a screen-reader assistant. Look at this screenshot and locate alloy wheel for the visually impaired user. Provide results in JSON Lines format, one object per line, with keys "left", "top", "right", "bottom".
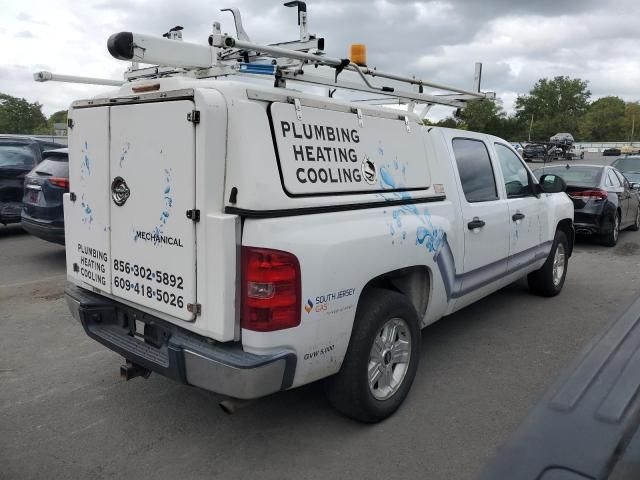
{"left": 552, "top": 243, "right": 566, "bottom": 287}
{"left": 368, "top": 318, "right": 412, "bottom": 401}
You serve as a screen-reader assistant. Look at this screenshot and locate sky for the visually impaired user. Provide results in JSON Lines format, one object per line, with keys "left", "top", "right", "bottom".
{"left": 1, "top": 0, "right": 639, "bottom": 120}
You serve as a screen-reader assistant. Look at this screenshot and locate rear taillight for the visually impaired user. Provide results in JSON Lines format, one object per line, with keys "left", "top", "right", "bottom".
{"left": 241, "top": 246, "right": 301, "bottom": 332}
{"left": 568, "top": 189, "right": 607, "bottom": 201}
{"left": 48, "top": 177, "right": 69, "bottom": 190}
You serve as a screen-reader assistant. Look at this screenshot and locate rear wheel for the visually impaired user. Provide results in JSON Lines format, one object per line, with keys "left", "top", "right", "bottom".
{"left": 627, "top": 206, "right": 640, "bottom": 232}
{"left": 326, "top": 288, "right": 420, "bottom": 423}
{"left": 528, "top": 230, "right": 568, "bottom": 297}
{"left": 601, "top": 213, "right": 620, "bottom": 246}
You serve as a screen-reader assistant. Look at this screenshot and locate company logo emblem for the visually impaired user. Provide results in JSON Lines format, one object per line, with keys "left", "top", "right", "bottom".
{"left": 304, "top": 298, "right": 314, "bottom": 313}
{"left": 111, "top": 176, "right": 130, "bottom": 206}
{"left": 361, "top": 156, "right": 377, "bottom": 185}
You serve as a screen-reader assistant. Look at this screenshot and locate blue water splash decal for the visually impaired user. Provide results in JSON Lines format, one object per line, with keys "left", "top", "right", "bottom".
{"left": 143, "top": 168, "right": 174, "bottom": 247}
{"left": 80, "top": 141, "right": 91, "bottom": 179}
{"left": 377, "top": 163, "right": 445, "bottom": 253}
{"left": 80, "top": 194, "right": 93, "bottom": 224}
{"left": 119, "top": 142, "right": 130, "bottom": 167}
{"left": 380, "top": 166, "right": 397, "bottom": 190}
{"left": 158, "top": 169, "right": 173, "bottom": 226}
{"left": 415, "top": 210, "right": 445, "bottom": 253}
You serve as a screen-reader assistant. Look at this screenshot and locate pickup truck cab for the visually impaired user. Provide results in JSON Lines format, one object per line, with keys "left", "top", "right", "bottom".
{"left": 61, "top": 17, "right": 574, "bottom": 423}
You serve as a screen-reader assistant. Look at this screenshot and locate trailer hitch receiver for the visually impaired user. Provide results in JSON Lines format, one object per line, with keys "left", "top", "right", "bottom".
{"left": 120, "top": 360, "right": 151, "bottom": 381}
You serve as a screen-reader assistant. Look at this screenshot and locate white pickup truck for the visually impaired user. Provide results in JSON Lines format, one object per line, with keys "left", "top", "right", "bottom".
{"left": 61, "top": 16, "right": 574, "bottom": 423}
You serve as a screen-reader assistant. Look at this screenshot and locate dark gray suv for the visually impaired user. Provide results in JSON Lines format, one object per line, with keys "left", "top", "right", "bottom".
{"left": 0, "top": 136, "right": 65, "bottom": 225}
{"left": 21, "top": 148, "right": 68, "bottom": 245}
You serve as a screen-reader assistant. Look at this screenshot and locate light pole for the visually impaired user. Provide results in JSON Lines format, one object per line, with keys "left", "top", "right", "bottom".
{"left": 528, "top": 114, "right": 534, "bottom": 142}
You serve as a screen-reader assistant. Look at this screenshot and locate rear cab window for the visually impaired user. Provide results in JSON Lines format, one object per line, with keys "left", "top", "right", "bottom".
{"left": 452, "top": 138, "right": 499, "bottom": 203}
{"left": 612, "top": 157, "right": 640, "bottom": 173}
{"left": 536, "top": 166, "right": 603, "bottom": 187}
{"left": 0, "top": 143, "right": 37, "bottom": 169}
{"left": 35, "top": 156, "right": 69, "bottom": 177}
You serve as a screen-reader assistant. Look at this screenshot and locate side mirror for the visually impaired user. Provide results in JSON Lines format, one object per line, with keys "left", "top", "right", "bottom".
{"left": 539, "top": 174, "right": 567, "bottom": 194}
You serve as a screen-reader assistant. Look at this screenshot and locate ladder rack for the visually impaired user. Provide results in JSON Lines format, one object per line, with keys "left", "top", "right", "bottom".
{"left": 33, "top": 1, "right": 496, "bottom": 114}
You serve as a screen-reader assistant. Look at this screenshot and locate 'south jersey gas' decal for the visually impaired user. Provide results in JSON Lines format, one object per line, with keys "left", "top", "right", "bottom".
{"left": 304, "top": 288, "right": 356, "bottom": 316}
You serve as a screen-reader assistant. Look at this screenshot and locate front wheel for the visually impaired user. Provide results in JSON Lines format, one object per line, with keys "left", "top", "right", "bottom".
{"left": 326, "top": 288, "right": 420, "bottom": 423}
{"left": 528, "top": 230, "right": 569, "bottom": 297}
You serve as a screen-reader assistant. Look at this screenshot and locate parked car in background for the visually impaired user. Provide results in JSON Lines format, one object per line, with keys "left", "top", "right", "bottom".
{"left": 535, "top": 164, "right": 640, "bottom": 246}
{"left": 511, "top": 143, "right": 524, "bottom": 155}
{"left": 620, "top": 145, "right": 640, "bottom": 155}
{"left": 0, "top": 136, "right": 64, "bottom": 225}
{"left": 21, "top": 148, "right": 68, "bottom": 245}
{"left": 568, "top": 145, "right": 585, "bottom": 160}
{"left": 603, "top": 148, "right": 622, "bottom": 156}
{"left": 523, "top": 143, "right": 547, "bottom": 162}
{"left": 611, "top": 155, "right": 640, "bottom": 187}
{"left": 549, "top": 132, "right": 574, "bottom": 147}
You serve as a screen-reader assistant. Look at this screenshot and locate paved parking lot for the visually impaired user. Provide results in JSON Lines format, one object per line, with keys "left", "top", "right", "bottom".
{"left": 1, "top": 153, "right": 639, "bottom": 480}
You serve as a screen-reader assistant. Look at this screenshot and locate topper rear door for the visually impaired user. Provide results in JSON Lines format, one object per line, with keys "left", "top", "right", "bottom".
{"left": 109, "top": 100, "right": 197, "bottom": 321}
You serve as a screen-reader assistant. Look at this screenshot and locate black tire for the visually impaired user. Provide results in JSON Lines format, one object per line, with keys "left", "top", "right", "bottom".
{"left": 627, "top": 206, "right": 640, "bottom": 232}
{"left": 326, "top": 288, "right": 420, "bottom": 423}
{"left": 601, "top": 212, "right": 620, "bottom": 247}
{"left": 528, "top": 230, "right": 569, "bottom": 297}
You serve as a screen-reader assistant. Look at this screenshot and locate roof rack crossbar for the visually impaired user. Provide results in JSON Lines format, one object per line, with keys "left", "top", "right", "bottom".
{"left": 211, "top": 34, "right": 491, "bottom": 104}
{"left": 279, "top": 70, "right": 469, "bottom": 108}
{"left": 33, "top": 71, "right": 124, "bottom": 87}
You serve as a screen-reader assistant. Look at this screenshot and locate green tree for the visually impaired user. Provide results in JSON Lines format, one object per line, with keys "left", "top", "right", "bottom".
{"left": 48, "top": 110, "right": 68, "bottom": 126}
{"left": 0, "top": 93, "right": 48, "bottom": 134}
{"left": 422, "top": 116, "right": 463, "bottom": 129}
{"left": 456, "top": 99, "right": 504, "bottom": 135}
{"left": 578, "top": 96, "right": 626, "bottom": 141}
{"left": 424, "top": 101, "right": 528, "bottom": 141}
{"left": 515, "top": 76, "right": 590, "bottom": 141}
{"left": 428, "top": 100, "right": 527, "bottom": 141}
{"left": 623, "top": 102, "right": 640, "bottom": 142}
{"left": 500, "top": 116, "right": 528, "bottom": 142}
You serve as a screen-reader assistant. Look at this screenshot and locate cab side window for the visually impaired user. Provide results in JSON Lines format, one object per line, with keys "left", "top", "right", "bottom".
{"left": 495, "top": 143, "right": 533, "bottom": 197}
{"left": 452, "top": 138, "right": 498, "bottom": 203}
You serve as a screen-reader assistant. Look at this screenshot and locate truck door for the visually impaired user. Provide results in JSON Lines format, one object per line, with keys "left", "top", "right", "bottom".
{"left": 108, "top": 100, "right": 197, "bottom": 321}
{"left": 65, "top": 106, "right": 112, "bottom": 293}
{"left": 493, "top": 142, "right": 547, "bottom": 271}
{"left": 450, "top": 137, "right": 509, "bottom": 301}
